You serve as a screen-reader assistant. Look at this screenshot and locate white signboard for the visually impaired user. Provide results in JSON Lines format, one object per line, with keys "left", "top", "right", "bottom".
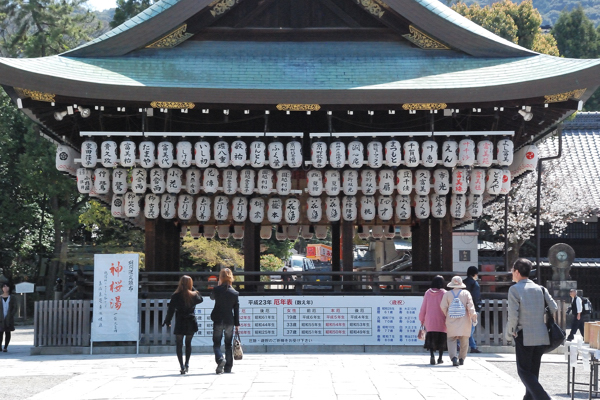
{"left": 192, "top": 296, "right": 423, "bottom": 346}
{"left": 92, "top": 254, "right": 139, "bottom": 342}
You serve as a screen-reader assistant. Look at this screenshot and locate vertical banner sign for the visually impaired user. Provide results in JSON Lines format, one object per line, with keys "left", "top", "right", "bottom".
{"left": 192, "top": 296, "right": 423, "bottom": 346}
{"left": 92, "top": 254, "right": 139, "bottom": 342}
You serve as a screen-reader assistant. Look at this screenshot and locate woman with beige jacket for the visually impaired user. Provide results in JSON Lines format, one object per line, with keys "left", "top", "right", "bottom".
{"left": 440, "top": 276, "right": 477, "bottom": 366}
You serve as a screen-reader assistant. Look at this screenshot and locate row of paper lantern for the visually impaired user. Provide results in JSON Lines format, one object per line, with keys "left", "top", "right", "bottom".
{"left": 78, "top": 166, "right": 511, "bottom": 197}
{"left": 76, "top": 137, "right": 515, "bottom": 170}
{"left": 111, "top": 192, "right": 487, "bottom": 223}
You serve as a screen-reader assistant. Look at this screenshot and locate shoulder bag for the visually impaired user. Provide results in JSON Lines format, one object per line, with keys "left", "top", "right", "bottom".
{"left": 233, "top": 331, "right": 244, "bottom": 360}
{"left": 542, "top": 287, "right": 565, "bottom": 353}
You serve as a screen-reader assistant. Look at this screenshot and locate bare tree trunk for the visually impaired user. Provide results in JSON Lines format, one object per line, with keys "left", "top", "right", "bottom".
{"left": 506, "top": 239, "right": 525, "bottom": 270}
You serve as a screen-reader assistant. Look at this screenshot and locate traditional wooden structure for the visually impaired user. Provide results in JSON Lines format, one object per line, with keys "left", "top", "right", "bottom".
{"left": 1, "top": 0, "right": 600, "bottom": 279}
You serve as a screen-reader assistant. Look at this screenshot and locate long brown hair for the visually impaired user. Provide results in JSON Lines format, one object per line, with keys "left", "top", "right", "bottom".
{"left": 174, "top": 275, "right": 197, "bottom": 307}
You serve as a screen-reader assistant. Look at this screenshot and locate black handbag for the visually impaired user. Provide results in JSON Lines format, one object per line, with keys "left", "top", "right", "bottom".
{"left": 542, "top": 287, "right": 566, "bottom": 353}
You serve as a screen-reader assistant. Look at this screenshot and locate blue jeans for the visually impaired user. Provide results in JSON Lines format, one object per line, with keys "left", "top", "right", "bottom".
{"left": 469, "top": 323, "right": 477, "bottom": 349}
{"left": 212, "top": 321, "right": 234, "bottom": 370}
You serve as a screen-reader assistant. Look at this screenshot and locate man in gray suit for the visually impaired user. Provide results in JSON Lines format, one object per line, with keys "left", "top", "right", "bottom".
{"left": 506, "top": 258, "right": 557, "bottom": 400}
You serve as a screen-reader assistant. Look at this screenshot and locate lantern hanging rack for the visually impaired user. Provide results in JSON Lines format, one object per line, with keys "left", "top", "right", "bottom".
{"left": 79, "top": 131, "right": 303, "bottom": 138}
{"left": 309, "top": 131, "right": 514, "bottom": 138}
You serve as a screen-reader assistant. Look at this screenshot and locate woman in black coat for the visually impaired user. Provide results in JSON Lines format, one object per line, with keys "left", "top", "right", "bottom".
{"left": 0, "top": 283, "right": 17, "bottom": 352}
{"left": 163, "top": 275, "right": 203, "bottom": 374}
{"left": 210, "top": 268, "right": 240, "bottom": 374}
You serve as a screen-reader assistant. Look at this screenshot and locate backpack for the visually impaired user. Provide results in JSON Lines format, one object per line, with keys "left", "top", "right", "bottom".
{"left": 448, "top": 289, "right": 466, "bottom": 318}
{"left": 582, "top": 297, "right": 593, "bottom": 316}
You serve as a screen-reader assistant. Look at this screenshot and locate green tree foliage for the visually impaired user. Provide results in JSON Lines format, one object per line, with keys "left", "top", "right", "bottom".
{"left": 182, "top": 237, "right": 244, "bottom": 270}
{"left": 260, "top": 254, "right": 284, "bottom": 272}
{"left": 110, "top": 0, "right": 156, "bottom": 28}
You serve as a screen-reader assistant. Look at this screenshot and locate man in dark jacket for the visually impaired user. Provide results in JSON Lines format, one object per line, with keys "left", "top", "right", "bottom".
{"left": 464, "top": 266, "right": 482, "bottom": 353}
{"left": 566, "top": 289, "right": 587, "bottom": 341}
{"left": 210, "top": 268, "right": 240, "bottom": 374}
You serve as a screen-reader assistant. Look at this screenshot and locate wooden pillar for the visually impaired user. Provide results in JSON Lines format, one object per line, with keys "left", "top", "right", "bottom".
{"left": 442, "top": 212, "right": 454, "bottom": 271}
{"left": 144, "top": 218, "right": 180, "bottom": 272}
{"left": 243, "top": 219, "right": 261, "bottom": 291}
{"left": 431, "top": 218, "right": 442, "bottom": 271}
{"left": 342, "top": 220, "right": 354, "bottom": 291}
{"left": 412, "top": 219, "right": 430, "bottom": 271}
{"left": 331, "top": 223, "right": 341, "bottom": 282}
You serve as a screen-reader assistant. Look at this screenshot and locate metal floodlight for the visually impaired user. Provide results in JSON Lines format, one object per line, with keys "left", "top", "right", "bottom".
{"left": 54, "top": 110, "right": 68, "bottom": 121}
{"left": 79, "top": 107, "right": 91, "bottom": 118}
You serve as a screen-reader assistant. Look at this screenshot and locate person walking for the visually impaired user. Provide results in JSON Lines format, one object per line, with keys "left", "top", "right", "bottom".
{"left": 282, "top": 267, "right": 292, "bottom": 290}
{"left": 210, "top": 268, "right": 240, "bottom": 374}
{"left": 419, "top": 275, "right": 448, "bottom": 365}
{"left": 506, "top": 258, "right": 557, "bottom": 400}
{"left": 464, "top": 266, "right": 482, "bottom": 353}
{"left": 162, "top": 275, "right": 203, "bottom": 374}
{"left": 566, "top": 289, "right": 587, "bottom": 341}
{"left": 0, "top": 283, "right": 17, "bottom": 352}
{"left": 441, "top": 276, "right": 477, "bottom": 366}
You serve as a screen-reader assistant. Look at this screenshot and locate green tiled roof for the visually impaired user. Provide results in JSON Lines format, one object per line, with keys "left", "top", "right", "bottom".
{"left": 3, "top": 41, "right": 598, "bottom": 91}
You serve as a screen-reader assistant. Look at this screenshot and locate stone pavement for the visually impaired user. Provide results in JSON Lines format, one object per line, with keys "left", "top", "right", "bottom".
{"left": 2, "top": 327, "right": 570, "bottom": 400}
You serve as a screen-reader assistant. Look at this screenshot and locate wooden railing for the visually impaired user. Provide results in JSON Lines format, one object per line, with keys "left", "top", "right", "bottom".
{"left": 34, "top": 300, "right": 91, "bottom": 347}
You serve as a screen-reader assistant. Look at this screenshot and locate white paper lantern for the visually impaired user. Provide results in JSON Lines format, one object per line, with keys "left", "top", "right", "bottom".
{"left": 119, "top": 140, "right": 136, "bottom": 168}
{"left": 315, "top": 226, "right": 328, "bottom": 240}
{"left": 286, "top": 140, "right": 303, "bottom": 168}
{"left": 324, "top": 170, "right": 341, "bottom": 196}
{"left": 232, "top": 225, "right": 244, "bottom": 240}
{"left": 469, "top": 169, "right": 486, "bottom": 195}
{"left": 222, "top": 169, "right": 238, "bottom": 195}
{"left": 257, "top": 169, "right": 274, "bottom": 195}
{"left": 342, "top": 170, "right": 359, "bottom": 196}
{"left": 230, "top": 140, "right": 247, "bottom": 167}
{"left": 249, "top": 197, "right": 265, "bottom": 223}
{"left": 195, "top": 196, "right": 211, "bottom": 222}
{"left": 217, "top": 226, "right": 230, "bottom": 240}
{"left": 325, "top": 196, "right": 341, "bottom": 222}
{"left": 522, "top": 145, "right": 538, "bottom": 172}
{"left": 149, "top": 168, "right": 165, "bottom": 194}
{"left": 442, "top": 140, "right": 458, "bottom": 168}
{"left": 467, "top": 193, "right": 483, "bottom": 218}
{"left": 268, "top": 141, "right": 284, "bottom": 169}
{"left": 403, "top": 140, "right": 420, "bottom": 167}
{"left": 131, "top": 168, "right": 147, "bottom": 194}
{"left": 421, "top": 140, "right": 438, "bottom": 168}
{"left": 384, "top": 225, "right": 396, "bottom": 239}
{"left": 76, "top": 168, "right": 93, "bottom": 194}
{"left": 111, "top": 194, "right": 125, "bottom": 218}
{"left": 396, "top": 169, "right": 413, "bottom": 195}
{"left": 415, "top": 195, "right": 430, "bottom": 219}
{"left": 452, "top": 168, "right": 468, "bottom": 194}
{"left": 432, "top": 169, "right": 450, "bottom": 195}
{"left": 371, "top": 226, "right": 384, "bottom": 240}
{"left": 500, "top": 169, "right": 511, "bottom": 195}
{"left": 378, "top": 170, "right": 395, "bottom": 196}
{"left": 307, "top": 170, "right": 323, "bottom": 196}
{"left": 138, "top": 141, "right": 155, "bottom": 168}
{"left": 301, "top": 225, "right": 314, "bottom": 240}
{"left": 307, "top": 197, "right": 322, "bottom": 223}
{"left": 486, "top": 168, "right": 503, "bottom": 195}
{"left": 160, "top": 193, "right": 176, "bottom": 219}
{"left": 385, "top": 139, "right": 402, "bottom": 167}
{"left": 276, "top": 170, "right": 292, "bottom": 195}
{"left": 177, "top": 194, "right": 194, "bottom": 220}
{"left": 361, "top": 169, "right": 377, "bottom": 195}
{"left": 185, "top": 168, "right": 201, "bottom": 195}
{"left": 400, "top": 225, "right": 412, "bottom": 238}
{"left": 377, "top": 196, "right": 394, "bottom": 221}
{"left": 476, "top": 139, "right": 494, "bottom": 167}
{"left": 232, "top": 197, "right": 248, "bottom": 222}
{"left": 360, "top": 196, "right": 376, "bottom": 221}
{"left": 176, "top": 141, "right": 193, "bottom": 168}
{"left": 194, "top": 141, "right": 211, "bottom": 168}
{"left": 430, "top": 194, "right": 446, "bottom": 218}
{"left": 213, "top": 141, "right": 230, "bottom": 168}
{"left": 250, "top": 141, "right": 266, "bottom": 168}
{"left": 94, "top": 168, "right": 110, "bottom": 194}
{"left": 239, "top": 169, "right": 256, "bottom": 195}
{"left": 144, "top": 193, "right": 160, "bottom": 219}
{"left": 101, "top": 140, "right": 118, "bottom": 168}
{"left": 166, "top": 168, "right": 183, "bottom": 194}
{"left": 458, "top": 138, "right": 475, "bottom": 166}
{"left": 358, "top": 226, "right": 370, "bottom": 240}
{"left": 284, "top": 198, "right": 301, "bottom": 224}
{"left": 329, "top": 141, "right": 346, "bottom": 169}
{"left": 287, "top": 225, "right": 300, "bottom": 240}
{"left": 55, "top": 145, "right": 77, "bottom": 175}
{"left": 180, "top": 225, "right": 188, "bottom": 238}
{"left": 342, "top": 196, "right": 357, "bottom": 221}
{"left": 260, "top": 225, "right": 272, "bottom": 239}
{"left": 189, "top": 225, "right": 200, "bottom": 239}
{"left": 311, "top": 141, "right": 328, "bottom": 169}
{"left": 348, "top": 141, "right": 364, "bottom": 168}
{"left": 367, "top": 141, "right": 383, "bottom": 168}
{"left": 81, "top": 140, "right": 98, "bottom": 168}
{"left": 157, "top": 141, "right": 174, "bottom": 168}
{"left": 267, "top": 198, "right": 283, "bottom": 223}
{"left": 125, "top": 192, "right": 141, "bottom": 218}
{"left": 395, "top": 194, "right": 411, "bottom": 220}
{"left": 450, "top": 193, "right": 466, "bottom": 219}
{"left": 414, "top": 169, "right": 431, "bottom": 195}
{"left": 110, "top": 168, "right": 127, "bottom": 194}
{"left": 203, "top": 226, "right": 216, "bottom": 239}
{"left": 202, "top": 167, "right": 219, "bottom": 194}
{"left": 496, "top": 138, "right": 514, "bottom": 166}
{"left": 214, "top": 195, "right": 229, "bottom": 221}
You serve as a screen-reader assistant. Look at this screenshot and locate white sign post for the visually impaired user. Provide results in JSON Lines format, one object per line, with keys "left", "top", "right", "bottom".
{"left": 91, "top": 254, "right": 139, "bottom": 354}
{"left": 15, "top": 282, "right": 35, "bottom": 320}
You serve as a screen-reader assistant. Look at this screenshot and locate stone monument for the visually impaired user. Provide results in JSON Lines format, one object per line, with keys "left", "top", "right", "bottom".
{"left": 545, "top": 243, "right": 577, "bottom": 300}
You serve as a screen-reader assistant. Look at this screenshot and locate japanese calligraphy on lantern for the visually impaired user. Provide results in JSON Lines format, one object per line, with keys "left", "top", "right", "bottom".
{"left": 92, "top": 254, "right": 139, "bottom": 342}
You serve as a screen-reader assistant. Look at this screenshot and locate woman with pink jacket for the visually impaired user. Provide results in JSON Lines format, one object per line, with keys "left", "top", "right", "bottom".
{"left": 419, "top": 275, "right": 448, "bottom": 365}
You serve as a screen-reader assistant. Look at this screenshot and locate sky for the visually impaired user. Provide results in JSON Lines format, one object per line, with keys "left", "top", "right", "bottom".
{"left": 87, "top": 0, "right": 117, "bottom": 11}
